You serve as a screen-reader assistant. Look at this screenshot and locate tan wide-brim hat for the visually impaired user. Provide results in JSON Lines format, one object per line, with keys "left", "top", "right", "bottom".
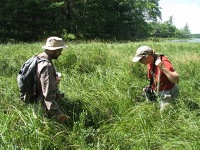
{"left": 132, "top": 46, "right": 152, "bottom": 62}
{"left": 42, "top": 36, "right": 67, "bottom": 50}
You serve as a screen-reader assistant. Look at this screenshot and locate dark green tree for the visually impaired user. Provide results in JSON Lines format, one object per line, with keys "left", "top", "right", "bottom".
{"left": 67, "top": 0, "right": 161, "bottom": 40}
{"left": 0, "top": 0, "right": 66, "bottom": 42}
{"left": 0, "top": 0, "right": 161, "bottom": 42}
{"left": 148, "top": 16, "right": 182, "bottom": 38}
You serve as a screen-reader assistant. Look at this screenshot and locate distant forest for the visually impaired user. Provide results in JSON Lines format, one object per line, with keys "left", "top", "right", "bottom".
{"left": 191, "top": 34, "right": 200, "bottom": 38}
{"left": 0, "top": 0, "right": 196, "bottom": 42}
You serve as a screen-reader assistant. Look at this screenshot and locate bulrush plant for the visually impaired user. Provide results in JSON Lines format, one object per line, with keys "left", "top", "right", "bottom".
{"left": 0, "top": 41, "right": 199, "bottom": 149}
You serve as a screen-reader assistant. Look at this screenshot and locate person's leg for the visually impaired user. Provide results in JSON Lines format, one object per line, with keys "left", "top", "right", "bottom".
{"left": 160, "top": 95, "right": 172, "bottom": 111}
{"left": 170, "top": 84, "right": 179, "bottom": 99}
{"left": 159, "top": 84, "right": 179, "bottom": 111}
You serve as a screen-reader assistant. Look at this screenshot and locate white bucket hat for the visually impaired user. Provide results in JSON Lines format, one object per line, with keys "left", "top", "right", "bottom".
{"left": 132, "top": 46, "right": 152, "bottom": 62}
{"left": 42, "top": 36, "right": 67, "bottom": 50}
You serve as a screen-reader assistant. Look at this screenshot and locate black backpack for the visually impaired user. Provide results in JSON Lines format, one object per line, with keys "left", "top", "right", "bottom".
{"left": 17, "top": 56, "right": 48, "bottom": 103}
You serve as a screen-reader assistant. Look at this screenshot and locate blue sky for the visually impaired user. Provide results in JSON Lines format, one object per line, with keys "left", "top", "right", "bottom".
{"left": 159, "top": 0, "right": 200, "bottom": 34}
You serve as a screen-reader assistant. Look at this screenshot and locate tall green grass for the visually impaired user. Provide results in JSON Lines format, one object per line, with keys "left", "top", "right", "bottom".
{"left": 0, "top": 41, "right": 200, "bottom": 149}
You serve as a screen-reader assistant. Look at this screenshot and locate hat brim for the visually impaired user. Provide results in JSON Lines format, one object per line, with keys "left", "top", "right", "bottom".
{"left": 132, "top": 56, "right": 142, "bottom": 62}
{"left": 42, "top": 45, "right": 67, "bottom": 50}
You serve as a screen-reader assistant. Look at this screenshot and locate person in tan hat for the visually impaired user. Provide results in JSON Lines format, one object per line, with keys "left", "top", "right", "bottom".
{"left": 36, "top": 36, "right": 68, "bottom": 122}
{"left": 132, "top": 46, "right": 179, "bottom": 111}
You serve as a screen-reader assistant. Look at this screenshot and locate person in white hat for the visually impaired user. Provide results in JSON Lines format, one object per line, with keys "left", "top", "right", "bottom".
{"left": 132, "top": 46, "right": 179, "bottom": 111}
{"left": 36, "top": 36, "right": 68, "bottom": 122}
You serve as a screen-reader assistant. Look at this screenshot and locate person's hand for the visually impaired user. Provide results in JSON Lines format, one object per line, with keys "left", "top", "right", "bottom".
{"left": 57, "top": 114, "right": 70, "bottom": 123}
{"left": 155, "top": 59, "right": 165, "bottom": 69}
{"left": 56, "top": 72, "right": 62, "bottom": 84}
{"left": 143, "top": 86, "right": 149, "bottom": 92}
{"left": 56, "top": 77, "right": 61, "bottom": 84}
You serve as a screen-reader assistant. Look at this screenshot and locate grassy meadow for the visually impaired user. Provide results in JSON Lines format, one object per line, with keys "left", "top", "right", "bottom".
{"left": 0, "top": 41, "right": 200, "bottom": 149}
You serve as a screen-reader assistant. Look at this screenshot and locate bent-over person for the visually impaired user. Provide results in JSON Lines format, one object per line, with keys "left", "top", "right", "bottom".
{"left": 132, "top": 46, "right": 179, "bottom": 111}
{"left": 36, "top": 36, "right": 68, "bottom": 122}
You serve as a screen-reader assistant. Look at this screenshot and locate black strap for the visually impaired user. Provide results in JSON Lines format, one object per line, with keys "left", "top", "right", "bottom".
{"left": 149, "top": 54, "right": 164, "bottom": 87}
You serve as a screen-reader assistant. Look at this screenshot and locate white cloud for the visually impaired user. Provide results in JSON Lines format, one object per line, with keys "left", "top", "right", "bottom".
{"left": 159, "top": 0, "right": 200, "bottom": 34}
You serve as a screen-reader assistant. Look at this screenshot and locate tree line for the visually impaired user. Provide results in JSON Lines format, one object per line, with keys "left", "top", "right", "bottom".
{"left": 0, "top": 0, "right": 191, "bottom": 42}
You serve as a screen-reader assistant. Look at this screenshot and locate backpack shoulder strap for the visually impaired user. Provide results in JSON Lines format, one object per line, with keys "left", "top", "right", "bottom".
{"left": 159, "top": 54, "right": 164, "bottom": 61}
{"left": 149, "top": 54, "right": 164, "bottom": 87}
{"left": 149, "top": 53, "right": 156, "bottom": 87}
{"left": 36, "top": 56, "right": 49, "bottom": 63}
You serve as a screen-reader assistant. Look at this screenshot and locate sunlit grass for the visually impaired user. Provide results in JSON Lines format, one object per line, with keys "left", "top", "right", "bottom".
{"left": 0, "top": 41, "right": 199, "bottom": 149}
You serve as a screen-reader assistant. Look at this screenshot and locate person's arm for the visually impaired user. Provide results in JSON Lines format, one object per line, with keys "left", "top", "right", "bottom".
{"left": 161, "top": 67, "right": 179, "bottom": 83}
{"left": 40, "top": 63, "right": 60, "bottom": 111}
{"left": 39, "top": 63, "right": 68, "bottom": 122}
{"left": 155, "top": 59, "right": 179, "bottom": 84}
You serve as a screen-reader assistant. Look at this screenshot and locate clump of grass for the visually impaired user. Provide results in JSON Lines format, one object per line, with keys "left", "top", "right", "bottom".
{"left": 0, "top": 41, "right": 199, "bottom": 149}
